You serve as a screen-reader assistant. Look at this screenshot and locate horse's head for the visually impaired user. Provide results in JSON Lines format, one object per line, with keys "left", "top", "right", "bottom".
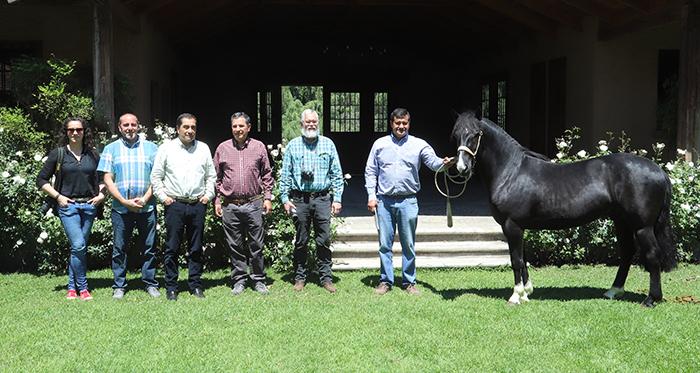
{"left": 451, "top": 111, "right": 483, "bottom": 179}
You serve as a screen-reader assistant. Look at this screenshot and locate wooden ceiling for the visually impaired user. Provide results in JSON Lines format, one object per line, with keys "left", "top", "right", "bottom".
{"left": 119, "top": 0, "right": 682, "bottom": 47}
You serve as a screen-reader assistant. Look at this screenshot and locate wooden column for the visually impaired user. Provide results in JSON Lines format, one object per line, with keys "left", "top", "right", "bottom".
{"left": 678, "top": 0, "right": 700, "bottom": 160}
{"left": 92, "top": 0, "right": 115, "bottom": 132}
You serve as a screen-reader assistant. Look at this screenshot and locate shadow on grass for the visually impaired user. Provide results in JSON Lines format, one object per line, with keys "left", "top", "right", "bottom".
{"left": 417, "top": 281, "right": 647, "bottom": 304}
{"left": 53, "top": 273, "right": 232, "bottom": 292}
{"left": 279, "top": 272, "right": 342, "bottom": 289}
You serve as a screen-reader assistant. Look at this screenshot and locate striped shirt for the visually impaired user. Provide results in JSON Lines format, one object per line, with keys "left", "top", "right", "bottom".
{"left": 279, "top": 135, "right": 344, "bottom": 204}
{"left": 98, "top": 137, "right": 158, "bottom": 214}
{"left": 151, "top": 138, "right": 216, "bottom": 202}
{"left": 213, "top": 137, "right": 274, "bottom": 205}
{"left": 365, "top": 134, "right": 443, "bottom": 200}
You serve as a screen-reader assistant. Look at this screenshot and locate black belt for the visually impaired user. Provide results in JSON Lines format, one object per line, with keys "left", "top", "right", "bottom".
{"left": 289, "top": 190, "right": 329, "bottom": 199}
{"left": 173, "top": 196, "right": 201, "bottom": 204}
{"left": 222, "top": 194, "right": 263, "bottom": 206}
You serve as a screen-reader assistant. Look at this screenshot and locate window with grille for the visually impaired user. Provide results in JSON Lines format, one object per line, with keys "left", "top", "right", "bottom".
{"left": 373, "top": 92, "right": 388, "bottom": 132}
{"left": 330, "top": 92, "right": 360, "bottom": 132}
{"left": 480, "top": 78, "right": 507, "bottom": 129}
{"left": 480, "top": 84, "right": 489, "bottom": 120}
{"left": 497, "top": 80, "right": 507, "bottom": 128}
{"left": 0, "top": 62, "right": 12, "bottom": 93}
{"left": 257, "top": 91, "right": 272, "bottom": 132}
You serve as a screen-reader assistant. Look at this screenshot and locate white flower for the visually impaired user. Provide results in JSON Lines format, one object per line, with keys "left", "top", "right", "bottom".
{"left": 639, "top": 149, "right": 647, "bottom": 156}
{"left": 36, "top": 237, "right": 44, "bottom": 244}
{"left": 577, "top": 150, "right": 587, "bottom": 158}
{"left": 11, "top": 175, "right": 25, "bottom": 184}
{"left": 689, "top": 176, "right": 695, "bottom": 182}
{"left": 15, "top": 151, "right": 23, "bottom": 157}
{"left": 598, "top": 140, "right": 607, "bottom": 145}
{"left": 16, "top": 239, "right": 23, "bottom": 246}
{"left": 154, "top": 127, "right": 163, "bottom": 136}
{"left": 111, "top": 134, "right": 118, "bottom": 139}
{"left": 550, "top": 159, "right": 556, "bottom": 163}
{"left": 655, "top": 143, "right": 666, "bottom": 150}
{"left": 1, "top": 171, "right": 9, "bottom": 178}
{"left": 688, "top": 162, "right": 694, "bottom": 167}
{"left": 33, "top": 153, "right": 42, "bottom": 161}
{"left": 271, "top": 149, "right": 279, "bottom": 157}
{"left": 681, "top": 203, "right": 691, "bottom": 211}
{"left": 24, "top": 210, "right": 30, "bottom": 215}
{"left": 281, "top": 147, "right": 286, "bottom": 154}
{"left": 556, "top": 152, "right": 564, "bottom": 159}
{"left": 156, "top": 224, "right": 161, "bottom": 231}
{"left": 138, "top": 133, "right": 147, "bottom": 141}
{"left": 0, "top": 127, "right": 4, "bottom": 132}
{"left": 599, "top": 145, "right": 608, "bottom": 152}
{"left": 558, "top": 141, "right": 568, "bottom": 149}
{"left": 665, "top": 162, "right": 675, "bottom": 171}
{"left": 267, "top": 144, "right": 273, "bottom": 150}
{"left": 40, "top": 231, "right": 48, "bottom": 239}
{"left": 670, "top": 178, "right": 677, "bottom": 185}
{"left": 277, "top": 144, "right": 283, "bottom": 150}
{"left": 677, "top": 149, "right": 687, "bottom": 156}
{"left": 270, "top": 194, "right": 275, "bottom": 201}
{"left": 344, "top": 173, "right": 352, "bottom": 180}
{"left": 696, "top": 212, "right": 700, "bottom": 219}
{"left": 44, "top": 209, "right": 54, "bottom": 218}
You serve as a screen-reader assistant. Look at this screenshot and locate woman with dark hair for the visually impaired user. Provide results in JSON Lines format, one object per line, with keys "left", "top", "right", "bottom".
{"left": 36, "top": 117, "right": 106, "bottom": 301}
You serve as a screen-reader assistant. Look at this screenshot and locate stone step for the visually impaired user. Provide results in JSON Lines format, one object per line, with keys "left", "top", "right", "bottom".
{"left": 331, "top": 240, "right": 509, "bottom": 258}
{"left": 332, "top": 255, "right": 511, "bottom": 270}
{"left": 336, "top": 215, "right": 505, "bottom": 242}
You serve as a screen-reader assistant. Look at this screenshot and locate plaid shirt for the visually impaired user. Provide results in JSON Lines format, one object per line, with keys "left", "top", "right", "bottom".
{"left": 97, "top": 137, "right": 159, "bottom": 214}
{"left": 213, "top": 137, "right": 274, "bottom": 206}
{"left": 279, "top": 135, "right": 344, "bottom": 204}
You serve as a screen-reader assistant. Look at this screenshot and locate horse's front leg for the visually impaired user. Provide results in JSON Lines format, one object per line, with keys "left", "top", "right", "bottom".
{"left": 502, "top": 219, "right": 530, "bottom": 305}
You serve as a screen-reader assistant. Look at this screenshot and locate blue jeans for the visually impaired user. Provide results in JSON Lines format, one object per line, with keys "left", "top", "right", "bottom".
{"left": 111, "top": 209, "right": 158, "bottom": 289}
{"left": 377, "top": 195, "right": 419, "bottom": 287}
{"left": 58, "top": 202, "right": 97, "bottom": 291}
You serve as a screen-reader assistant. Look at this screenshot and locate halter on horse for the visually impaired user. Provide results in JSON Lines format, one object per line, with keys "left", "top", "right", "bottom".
{"left": 451, "top": 111, "right": 676, "bottom": 307}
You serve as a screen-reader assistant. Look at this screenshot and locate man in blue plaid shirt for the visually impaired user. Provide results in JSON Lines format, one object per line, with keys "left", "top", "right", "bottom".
{"left": 98, "top": 113, "right": 161, "bottom": 299}
{"left": 280, "top": 108, "right": 344, "bottom": 293}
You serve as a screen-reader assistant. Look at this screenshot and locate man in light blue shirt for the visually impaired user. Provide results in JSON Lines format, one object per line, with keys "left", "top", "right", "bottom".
{"left": 98, "top": 113, "right": 160, "bottom": 299}
{"left": 365, "top": 108, "right": 454, "bottom": 295}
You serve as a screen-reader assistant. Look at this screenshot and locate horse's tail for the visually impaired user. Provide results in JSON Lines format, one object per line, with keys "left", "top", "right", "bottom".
{"left": 654, "top": 176, "right": 677, "bottom": 272}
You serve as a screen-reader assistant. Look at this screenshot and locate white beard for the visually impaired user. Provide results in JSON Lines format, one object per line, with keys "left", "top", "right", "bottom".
{"left": 303, "top": 128, "right": 318, "bottom": 139}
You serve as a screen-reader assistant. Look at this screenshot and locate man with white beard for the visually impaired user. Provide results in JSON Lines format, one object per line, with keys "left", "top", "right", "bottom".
{"left": 279, "top": 109, "right": 344, "bottom": 293}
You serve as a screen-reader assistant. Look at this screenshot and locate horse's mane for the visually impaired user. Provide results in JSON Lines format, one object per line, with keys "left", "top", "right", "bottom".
{"left": 454, "top": 111, "right": 550, "bottom": 162}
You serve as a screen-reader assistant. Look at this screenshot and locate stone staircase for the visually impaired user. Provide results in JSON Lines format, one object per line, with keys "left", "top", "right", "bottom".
{"left": 331, "top": 215, "right": 511, "bottom": 270}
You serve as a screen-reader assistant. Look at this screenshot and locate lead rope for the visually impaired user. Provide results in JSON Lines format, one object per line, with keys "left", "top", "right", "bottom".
{"left": 434, "top": 163, "right": 469, "bottom": 228}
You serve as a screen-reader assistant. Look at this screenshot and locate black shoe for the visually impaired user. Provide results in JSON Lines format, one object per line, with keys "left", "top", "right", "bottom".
{"left": 191, "top": 288, "right": 205, "bottom": 298}
{"left": 166, "top": 290, "right": 178, "bottom": 301}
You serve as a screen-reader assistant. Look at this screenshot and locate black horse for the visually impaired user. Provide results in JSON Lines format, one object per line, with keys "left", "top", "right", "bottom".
{"left": 451, "top": 111, "right": 676, "bottom": 307}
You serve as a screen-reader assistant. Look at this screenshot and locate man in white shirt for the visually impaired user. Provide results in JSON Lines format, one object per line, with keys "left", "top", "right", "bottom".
{"left": 151, "top": 113, "right": 216, "bottom": 301}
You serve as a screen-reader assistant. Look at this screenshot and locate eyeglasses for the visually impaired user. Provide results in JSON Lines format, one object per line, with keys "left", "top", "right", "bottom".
{"left": 66, "top": 128, "right": 84, "bottom": 134}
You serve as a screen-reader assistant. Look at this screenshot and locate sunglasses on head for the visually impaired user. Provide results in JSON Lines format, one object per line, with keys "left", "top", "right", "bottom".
{"left": 66, "top": 128, "right": 84, "bottom": 134}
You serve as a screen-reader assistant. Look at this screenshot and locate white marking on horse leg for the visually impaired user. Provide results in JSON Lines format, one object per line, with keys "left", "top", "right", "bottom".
{"left": 520, "top": 293, "right": 530, "bottom": 302}
{"left": 524, "top": 280, "right": 533, "bottom": 295}
{"left": 603, "top": 286, "right": 625, "bottom": 300}
{"left": 508, "top": 282, "right": 525, "bottom": 305}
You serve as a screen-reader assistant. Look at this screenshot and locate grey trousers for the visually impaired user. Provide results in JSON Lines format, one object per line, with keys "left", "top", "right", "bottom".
{"left": 222, "top": 199, "right": 266, "bottom": 286}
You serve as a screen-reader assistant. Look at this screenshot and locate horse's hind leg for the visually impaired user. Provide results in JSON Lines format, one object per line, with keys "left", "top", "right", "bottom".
{"left": 634, "top": 226, "right": 664, "bottom": 307}
{"left": 604, "top": 221, "right": 634, "bottom": 300}
{"left": 502, "top": 219, "right": 529, "bottom": 304}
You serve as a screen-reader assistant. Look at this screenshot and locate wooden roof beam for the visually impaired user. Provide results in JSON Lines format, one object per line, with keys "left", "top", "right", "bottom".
{"left": 598, "top": 3, "right": 681, "bottom": 40}
{"left": 517, "top": 0, "right": 583, "bottom": 30}
{"left": 475, "top": 0, "right": 558, "bottom": 33}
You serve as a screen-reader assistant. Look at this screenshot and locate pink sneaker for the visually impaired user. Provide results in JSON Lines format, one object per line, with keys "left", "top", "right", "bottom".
{"left": 79, "top": 290, "right": 93, "bottom": 301}
{"left": 66, "top": 290, "right": 78, "bottom": 300}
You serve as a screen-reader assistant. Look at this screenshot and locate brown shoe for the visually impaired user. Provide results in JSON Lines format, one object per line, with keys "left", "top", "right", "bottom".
{"left": 405, "top": 284, "right": 420, "bottom": 295}
{"left": 375, "top": 282, "right": 391, "bottom": 295}
{"left": 322, "top": 281, "right": 337, "bottom": 293}
{"left": 293, "top": 280, "right": 305, "bottom": 291}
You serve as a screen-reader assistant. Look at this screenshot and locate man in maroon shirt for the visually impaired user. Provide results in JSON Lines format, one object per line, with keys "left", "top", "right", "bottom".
{"left": 214, "top": 112, "right": 274, "bottom": 295}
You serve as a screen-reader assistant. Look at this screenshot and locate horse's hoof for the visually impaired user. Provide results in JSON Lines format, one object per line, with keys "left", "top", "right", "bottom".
{"left": 641, "top": 296, "right": 659, "bottom": 308}
{"left": 603, "top": 287, "right": 624, "bottom": 300}
{"left": 507, "top": 300, "right": 520, "bottom": 306}
{"left": 523, "top": 280, "right": 534, "bottom": 295}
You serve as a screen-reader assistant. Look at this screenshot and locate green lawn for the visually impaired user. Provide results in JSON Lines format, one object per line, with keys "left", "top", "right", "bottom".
{"left": 1, "top": 265, "right": 698, "bottom": 372}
